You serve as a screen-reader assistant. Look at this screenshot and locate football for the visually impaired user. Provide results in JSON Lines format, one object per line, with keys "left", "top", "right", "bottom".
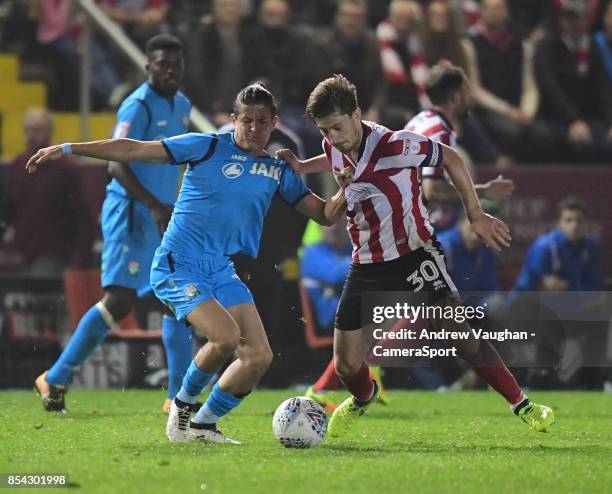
{"left": 272, "top": 396, "right": 327, "bottom": 448}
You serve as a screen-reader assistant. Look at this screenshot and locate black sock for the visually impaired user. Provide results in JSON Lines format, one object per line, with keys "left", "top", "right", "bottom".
{"left": 513, "top": 398, "right": 531, "bottom": 416}
{"left": 190, "top": 421, "right": 216, "bottom": 430}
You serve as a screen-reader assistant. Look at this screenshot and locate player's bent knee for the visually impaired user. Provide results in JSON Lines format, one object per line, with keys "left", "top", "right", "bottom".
{"left": 215, "top": 332, "right": 241, "bottom": 356}
{"left": 241, "top": 346, "right": 273, "bottom": 375}
{"left": 334, "top": 358, "right": 361, "bottom": 378}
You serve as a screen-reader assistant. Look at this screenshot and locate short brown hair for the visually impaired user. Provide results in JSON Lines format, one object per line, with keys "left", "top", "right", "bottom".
{"left": 424, "top": 60, "right": 467, "bottom": 105}
{"left": 306, "top": 74, "right": 358, "bottom": 120}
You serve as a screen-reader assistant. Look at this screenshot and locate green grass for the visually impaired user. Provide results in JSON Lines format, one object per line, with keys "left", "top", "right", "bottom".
{"left": 1, "top": 390, "right": 611, "bottom": 493}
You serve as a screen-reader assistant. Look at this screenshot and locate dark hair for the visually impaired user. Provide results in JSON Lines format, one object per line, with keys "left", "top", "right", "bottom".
{"left": 424, "top": 59, "right": 467, "bottom": 105}
{"left": 306, "top": 74, "right": 358, "bottom": 120}
{"left": 145, "top": 34, "right": 183, "bottom": 57}
{"left": 558, "top": 196, "right": 589, "bottom": 218}
{"left": 233, "top": 82, "right": 277, "bottom": 116}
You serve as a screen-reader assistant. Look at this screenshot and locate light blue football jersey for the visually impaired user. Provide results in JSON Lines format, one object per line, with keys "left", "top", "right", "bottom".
{"left": 106, "top": 82, "right": 191, "bottom": 205}
{"left": 161, "top": 131, "right": 310, "bottom": 259}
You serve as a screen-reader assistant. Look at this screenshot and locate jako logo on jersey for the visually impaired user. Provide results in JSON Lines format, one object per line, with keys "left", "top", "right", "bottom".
{"left": 222, "top": 163, "right": 244, "bottom": 179}
{"left": 231, "top": 154, "right": 247, "bottom": 161}
{"left": 249, "top": 162, "right": 281, "bottom": 182}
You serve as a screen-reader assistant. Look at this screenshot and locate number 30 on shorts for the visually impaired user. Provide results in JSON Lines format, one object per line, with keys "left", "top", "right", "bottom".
{"left": 406, "top": 260, "right": 440, "bottom": 291}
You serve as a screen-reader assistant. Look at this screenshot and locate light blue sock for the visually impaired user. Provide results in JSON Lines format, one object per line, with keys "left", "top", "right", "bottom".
{"left": 175, "top": 360, "right": 215, "bottom": 404}
{"left": 192, "top": 383, "right": 244, "bottom": 424}
{"left": 162, "top": 316, "right": 193, "bottom": 399}
{"left": 46, "top": 305, "right": 110, "bottom": 386}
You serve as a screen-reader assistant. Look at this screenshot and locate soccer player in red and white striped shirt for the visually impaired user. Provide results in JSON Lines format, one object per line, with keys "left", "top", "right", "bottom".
{"left": 406, "top": 60, "right": 514, "bottom": 208}
{"left": 279, "top": 74, "right": 554, "bottom": 435}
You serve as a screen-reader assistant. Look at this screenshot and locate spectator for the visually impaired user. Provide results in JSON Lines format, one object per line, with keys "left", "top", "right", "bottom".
{"left": 423, "top": 0, "right": 469, "bottom": 71}
{"left": 514, "top": 197, "right": 602, "bottom": 292}
{"left": 465, "top": 0, "right": 549, "bottom": 161}
{"left": 36, "top": 0, "right": 121, "bottom": 110}
{"left": 319, "top": 0, "right": 385, "bottom": 122}
{"left": 534, "top": 0, "right": 612, "bottom": 163}
{"left": 185, "top": 0, "right": 269, "bottom": 126}
{"left": 98, "top": 0, "right": 169, "bottom": 49}
{"left": 595, "top": 1, "right": 612, "bottom": 84}
{"left": 377, "top": 0, "right": 428, "bottom": 127}
{"left": 300, "top": 220, "right": 352, "bottom": 332}
{"left": 251, "top": 0, "right": 325, "bottom": 147}
{"left": 438, "top": 211, "right": 500, "bottom": 292}
{"left": 2, "top": 108, "right": 95, "bottom": 276}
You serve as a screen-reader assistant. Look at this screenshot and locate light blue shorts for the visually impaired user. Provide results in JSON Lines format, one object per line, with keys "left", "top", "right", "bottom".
{"left": 100, "top": 192, "right": 162, "bottom": 297}
{"left": 150, "top": 247, "right": 253, "bottom": 321}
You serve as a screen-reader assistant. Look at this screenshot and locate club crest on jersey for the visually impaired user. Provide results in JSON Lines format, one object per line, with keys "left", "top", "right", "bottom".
{"left": 222, "top": 162, "right": 244, "bottom": 179}
{"left": 404, "top": 141, "right": 422, "bottom": 155}
{"left": 184, "top": 284, "right": 200, "bottom": 299}
{"left": 249, "top": 162, "right": 281, "bottom": 182}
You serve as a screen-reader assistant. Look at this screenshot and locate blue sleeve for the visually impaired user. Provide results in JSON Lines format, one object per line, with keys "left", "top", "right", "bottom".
{"left": 277, "top": 161, "right": 310, "bottom": 205}
{"left": 514, "top": 240, "right": 552, "bottom": 291}
{"left": 162, "top": 133, "right": 214, "bottom": 164}
{"left": 301, "top": 245, "right": 351, "bottom": 288}
{"left": 577, "top": 242, "right": 603, "bottom": 291}
{"left": 113, "top": 98, "right": 149, "bottom": 140}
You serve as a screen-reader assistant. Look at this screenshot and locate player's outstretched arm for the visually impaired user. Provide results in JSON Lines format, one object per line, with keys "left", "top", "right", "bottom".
{"left": 423, "top": 175, "right": 514, "bottom": 204}
{"left": 276, "top": 149, "right": 331, "bottom": 174}
{"left": 294, "top": 189, "right": 347, "bottom": 226}
{"left": 25, "top": 139, "right": 169, "bottom": 173}
{"left": 440, "top": 144, "right": 512, "bottom": 251}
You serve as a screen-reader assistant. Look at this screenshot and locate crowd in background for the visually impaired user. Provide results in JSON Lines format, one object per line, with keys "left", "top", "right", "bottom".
{"left": 1, "top": 0, "right": 611, "bottom": 164}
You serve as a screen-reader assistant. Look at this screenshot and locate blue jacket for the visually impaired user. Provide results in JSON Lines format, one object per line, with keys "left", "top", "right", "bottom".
{"left": 300, "top": 242, "right": 352, "bottom": 330}
{"left": 438, "top": 227, "right": 499, "bottom": 292}
{"left": 514, "top": 229, "right": 602, "bottom": 291}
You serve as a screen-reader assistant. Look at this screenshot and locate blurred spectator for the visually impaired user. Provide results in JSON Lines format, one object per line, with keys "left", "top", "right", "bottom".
{"left": 2, "top": 108, "right": 95, "bottom": 276}
{"left": 422, "top": 0, "right": 469, "bottom": 70}
{"left": 36, "top": 0, "right": 121, "bottom": 110}
{"left": 465, "top": 0, "right": 550, "bottom": 161}
{"left": 300, "top": 220, "right": 351, "bottom": 333}
{"left": 377, "top": 0, "right": 428, "bottom": 127}
{"left": 514, "top": 197, "right": 602, "bottom": 292}
{"left": 185, "top": 0, "right": 269, "bottom": 126}
{"left": 318, "top": 0, "right": 385, "bottom": 122}
{"left": 534, "top": 0, "right": 612, "bottom": 162}
{"left": 98, "top": 0, "right": 168, "bottom": 48}
{"left": 438, "top": 212, "right": 500, "bottom": 292}
{"left": 594, "top": 1, "right": 612, "bottom": 88}
{"left": 252, "top": 0, "right": 323, "bottom": 112}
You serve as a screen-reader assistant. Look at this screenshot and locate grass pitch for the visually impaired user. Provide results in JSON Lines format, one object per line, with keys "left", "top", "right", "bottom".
{"left": 1, "top": 389, "right": 611, "bottom": 493}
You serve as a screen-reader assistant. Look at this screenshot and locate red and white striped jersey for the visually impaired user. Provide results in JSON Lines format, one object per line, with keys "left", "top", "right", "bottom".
{"left": 323, "top": 121, "right": 444, "bottom": 264}
{"left": 405, "top": 110, "right": 456, "bottom": 180}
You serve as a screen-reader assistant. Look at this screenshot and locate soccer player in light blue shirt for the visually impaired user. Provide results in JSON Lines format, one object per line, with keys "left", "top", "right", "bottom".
{"left": 34, "top": 34, "right": 195, "bottom": 414}
{"left": 28, "top": 83, "right": 347, "bottom": 444}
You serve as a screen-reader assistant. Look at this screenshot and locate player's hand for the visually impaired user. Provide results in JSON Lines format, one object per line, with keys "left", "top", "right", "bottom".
{"left": 482, "top": 175, "right": 515, "bottom": 202}
{"left": 568, "top": 120, "right": 592, "bottom": 145}
{"left": 276, "top": 148, "right": 303, "bottom": 173}
{"left": 25, "top": 145, "right": 63, "bottom": 173}
{"left": 150, "top": 202, "right": 173, "bottom": 236}
{"left": 540, "top": 275, "right": 569, "bottom": 291}
{"left": 469, "top": 210, "right": 511, "bottom": 251}
{"left": 336, "top": 166, "right": 355, "bottom": 189}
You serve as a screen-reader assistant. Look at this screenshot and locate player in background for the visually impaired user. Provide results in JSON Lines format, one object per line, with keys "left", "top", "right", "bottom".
{"left": 34, "top": 34, "right": 195, "bottom": 414}
{"left": 406, "top": 60, "right": 514, "bottom": 210}
{"left": 27, "top": 83, "right": 347, "bottom": 445}
{"left": 278, "top": 74, "right": 554, "bottom": 436}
